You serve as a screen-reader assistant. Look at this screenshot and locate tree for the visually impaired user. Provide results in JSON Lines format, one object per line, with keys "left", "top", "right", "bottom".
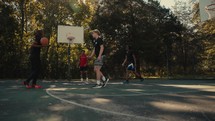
{"left": 191, "top": 1, "right": 215, "bottom": 75}
{"left": 0, "top": 1, "right": 19, "bottom": 78}
{"left": 90, "top": 0, "right": 185, "bottom": 77}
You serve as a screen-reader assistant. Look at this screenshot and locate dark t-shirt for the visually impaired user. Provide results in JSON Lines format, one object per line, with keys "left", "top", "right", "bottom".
{"left": 93, "top": 38, "right": 105, "bottom": 57}
{"left": 30, "top": 36, "right": 41, "bottom": 60}
{"left": 126, "top": 50, "right": 135, "bottom": 64}
{"left": 30, "top": 46, "right": 41, "bottom": 60}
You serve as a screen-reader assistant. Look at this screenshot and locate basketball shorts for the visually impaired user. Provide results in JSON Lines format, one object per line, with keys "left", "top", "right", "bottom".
{"left": 94, "top": 55, "right": 105, "bottom": 67}
{"left": 80, "top": 66, "right": 88, "bottom": 71}
{"left": 127, "top": 63, "right": 135, "bottom": 71}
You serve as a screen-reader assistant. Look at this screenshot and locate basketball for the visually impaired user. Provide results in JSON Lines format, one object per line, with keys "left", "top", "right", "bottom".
{"left": 40, "top": 37, "right": 49, "bottom": 46}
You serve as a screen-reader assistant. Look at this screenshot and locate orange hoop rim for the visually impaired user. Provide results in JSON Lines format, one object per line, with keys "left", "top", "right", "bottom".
{"left": 205, "top": 4, "right": 215, "bottom": 11}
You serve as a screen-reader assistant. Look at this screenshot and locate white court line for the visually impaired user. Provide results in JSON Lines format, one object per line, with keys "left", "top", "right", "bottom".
{"left": 48, "top": 87, "right": 201, "bottom": 97}
{"left": 46, "top": 88, "right": 166, "bottom": 121}
{"left": 46, "top": 83, "right": 214, "bottom": 121}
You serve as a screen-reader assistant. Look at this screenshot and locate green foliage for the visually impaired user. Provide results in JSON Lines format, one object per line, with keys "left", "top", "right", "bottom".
{"left": 90, "top": 0, "right": 196, "bottom": 77}
{"left": 0, "top": 0, "right": 214, "bottom": 79}
{"left": 0, "top": 2, "right": 20, "bottom": 78}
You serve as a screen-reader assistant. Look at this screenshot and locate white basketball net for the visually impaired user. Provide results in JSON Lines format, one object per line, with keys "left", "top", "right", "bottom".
{"left": 66, "top": 33, "right": 75, "bottom": 44}
{"left": 205, "top": 4, "right": 215, "bottom": 19}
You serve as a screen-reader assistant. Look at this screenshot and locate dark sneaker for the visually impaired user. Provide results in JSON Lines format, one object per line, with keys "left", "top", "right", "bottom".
{"left": 123, "top": 80, "right": 129, "bottom": 84}
{"left": 140, "top": 78, "right": 144, "bottom": 82}
{"left": 102, "top": 78, "right": 109, "bottom": 87}
{"left": 22, "top": 81, "right": 28, "bottom": 86}
{"left": 93, "top": 84, "right": 102, "bottom": 88}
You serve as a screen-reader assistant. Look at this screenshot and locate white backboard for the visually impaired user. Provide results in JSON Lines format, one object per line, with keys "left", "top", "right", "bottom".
{"left": 199, "top": 0, "right": 215, "bottom": 21}
{"left": 57, "top": 25, "right": 84, "bottom": 44}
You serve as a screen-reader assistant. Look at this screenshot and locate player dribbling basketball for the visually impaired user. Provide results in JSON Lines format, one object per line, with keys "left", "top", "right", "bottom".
{"left": 23, "top": 30, "right": 46, "bottom": 89}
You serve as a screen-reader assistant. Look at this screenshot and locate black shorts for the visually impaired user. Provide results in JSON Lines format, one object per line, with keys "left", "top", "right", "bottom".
{"left": 80, "top": 66, "right": 88, "bottom": 71}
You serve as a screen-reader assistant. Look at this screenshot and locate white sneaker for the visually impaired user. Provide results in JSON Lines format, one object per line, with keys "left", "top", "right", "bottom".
{"left": 93, "top": 84, "right": 102, "bottom": 88}
{"left": 103, "top": 78, "right": 109, "bottom": 87}
{"left": 102, "top": 76, "right": 106, "bottom": 82}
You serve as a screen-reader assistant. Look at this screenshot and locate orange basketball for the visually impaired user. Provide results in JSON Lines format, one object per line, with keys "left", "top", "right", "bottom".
{"left": 40, "top": 37, "right": 49, "bottom": 46}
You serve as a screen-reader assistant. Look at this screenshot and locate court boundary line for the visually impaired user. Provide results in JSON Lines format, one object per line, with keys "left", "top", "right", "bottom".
{"left": 46, "top": 83, "right": 214, "bottom": 121}
{"left": 47, "top": 87, "right": 202, "bottom": 97}
{"left": 46, "top": 88, "right": 165, "bottom": 121}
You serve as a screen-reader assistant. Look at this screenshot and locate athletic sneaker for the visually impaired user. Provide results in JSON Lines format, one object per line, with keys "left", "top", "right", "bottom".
{"left": 140, "top": 78, "right": 144, "bottom": 82}
{"left": 123, "top": 80, "right": 129, "bottom": 84}
{"left": 102, "top": 78, "right": 109, "bottom": 87}
{"left": 26, "top": 85, "right": 33, "bottom": 89}
{"left": 23, "top": 81, "right": 28, "bottom": 86}
{"left": 32, "top": 84, "right": 42, "bottom": 89}
{"left": 22, "top": 81, "right": 32, "bottom": 89}
{"left": 101, "top": 76, "right": 106, "bottom": 82}
{"left": 92, "top": 84, "right": 102, "bottom": 88}
{"left": 81, "top": 78, "right": 84, "bottom": 82}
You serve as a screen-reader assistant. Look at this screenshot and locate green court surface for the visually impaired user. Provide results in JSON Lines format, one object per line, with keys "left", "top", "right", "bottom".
{"left": 0, "top": 79, "right": 215, "bottom": 121}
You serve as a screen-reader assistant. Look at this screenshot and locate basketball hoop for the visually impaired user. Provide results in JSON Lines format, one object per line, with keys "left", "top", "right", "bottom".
{"left": 205, "top": 4, "right": 215, "bottom": 19}
{"left": 67, "top": 36, "right": 75, "bottom": 44}
{"left": 66, "top": 33, "right": 75, "bottom": 44}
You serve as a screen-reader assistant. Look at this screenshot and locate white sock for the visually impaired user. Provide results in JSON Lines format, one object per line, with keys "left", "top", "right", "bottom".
{"left": 96, "top": 80, "right": 101, "bottom": 85}
{"left": 102, "top": 76, "right": 106, "bottom": 81}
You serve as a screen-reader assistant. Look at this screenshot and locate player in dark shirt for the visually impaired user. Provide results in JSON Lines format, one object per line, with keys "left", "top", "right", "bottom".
{"left": 122, "top": 46, "right": 144, "bottom": 84}
{"left": 23, "top": 30, "right": 45, "bottom": 89}
{"left": 89, "top": 29, "right": 109, "bottom": 88}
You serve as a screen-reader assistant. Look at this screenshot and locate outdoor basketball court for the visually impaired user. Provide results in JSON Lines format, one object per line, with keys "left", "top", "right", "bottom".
{"left": 0, "top": 79, "right": 214, "bottom": 121}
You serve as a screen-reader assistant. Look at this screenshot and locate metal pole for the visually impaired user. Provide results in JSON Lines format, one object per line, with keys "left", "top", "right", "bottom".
{"left": 68, "top": 42, "right": 71, "bottom": 80}
{"left": 166, "top": 45, "right": 169, "bottom": 79}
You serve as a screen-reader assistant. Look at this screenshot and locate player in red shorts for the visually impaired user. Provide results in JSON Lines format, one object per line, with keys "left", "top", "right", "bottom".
{"left": 79, "top": 50, "right": 89, "bottom": 83}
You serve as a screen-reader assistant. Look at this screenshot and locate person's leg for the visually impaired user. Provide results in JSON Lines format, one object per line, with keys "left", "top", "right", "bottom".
{"left": 93, "top": 57, "right": 106, "bottom": 88}
{"left": 94, "top": 66, "right": 102, "bottom": 85}
{"left": 32, "top": 60, "right": 41, "bottom": 88}
{"left": 124, "top": 64, "right": 133, "bottom": 84}
{"left": 85, "top": 71, "right": 89, "bottom": 82}
{"left": 24, "top": 58, "right": 35, "bottom": 87}
{"left": 99, "top": 56, "right": 108, "bottom": 83}
{"left": 25, "top": 73, "right": 33, "bottom": 84}
{"left": 80, "top": 71, "right": 84, "bottom": 82}
{"left": 133, "top": 70, "right": 144, "bottom": 81}
{"left": 100, "top": 71, "right": 106, "bottom": 82}
{"left": 100, "top": 59, "right": 110, "bottom": 87}
{"left": 124, "top": 69, "right": 131, "bottom": 84}
{"left": 32, "top": 70, "right": 39, "bottom": 85}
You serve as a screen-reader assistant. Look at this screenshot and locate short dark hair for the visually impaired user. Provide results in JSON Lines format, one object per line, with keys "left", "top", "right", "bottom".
{"left": 35, "top": 30, "right": 44, "bottom": 43}
{"left": 126, "top": 45, "right": 132, "bottom": 50}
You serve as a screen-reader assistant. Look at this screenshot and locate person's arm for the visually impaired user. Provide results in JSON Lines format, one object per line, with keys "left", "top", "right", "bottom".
{"left": 31, "top": 42, "right": 42, "bottom": 48}
{"left": 84, "top": 56, "right": 88, "bottom": 67}
{"left": 31, "top": 42, "right": 49, "bottom": 48}
{"left": 89, "top": 48, "right": 95, "bottom": 58}
{"left": 132, "top": 54, "right": 137, "bottom": 71}
{"left": 97, "top": 45, "right": 104, "bottom": 60}
{"left": 122, "top": 56, "right": 127, "bottom": 66}
{"left": 31, "top": 42, "right": 48, "bottom": 47}
{"left": 77, "top": 57, "right": 80, "bottom": 68}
